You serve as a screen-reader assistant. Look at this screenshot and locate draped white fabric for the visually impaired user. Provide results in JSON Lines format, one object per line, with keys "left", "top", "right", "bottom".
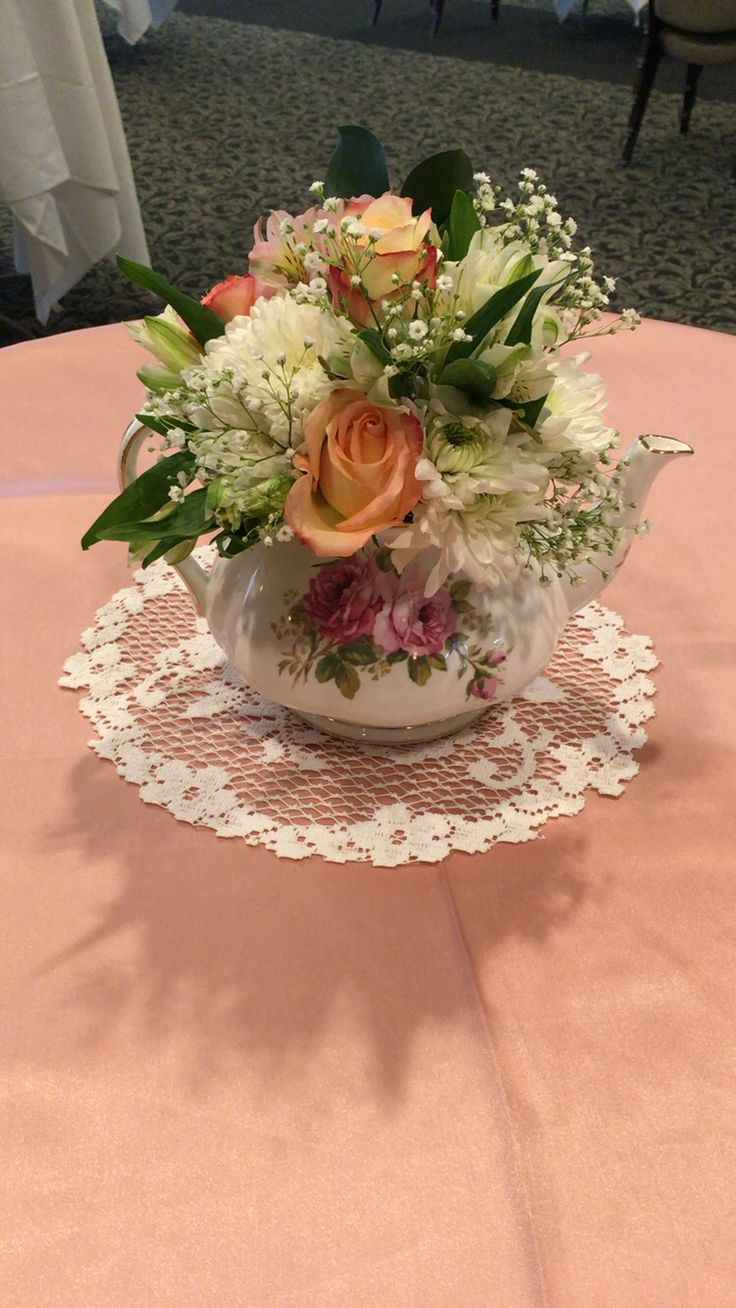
{"left": 0, "top": 0, "right": 149, "bottom": 324}
{"left": 100, "top": 0, "right": 179, "bottom": 45}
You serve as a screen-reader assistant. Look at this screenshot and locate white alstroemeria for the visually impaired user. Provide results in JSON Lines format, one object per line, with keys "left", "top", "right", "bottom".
{"left": 446, "top": 231, "right": 568, "bottom": 323}
{"left": 182, "top": 296, "right": 353, "bottom": 447}
{"left": 530, "top": 303, "right": 569, "bottom": 349}
{"left": 478, "top": 342, "right": 553, "bottom": 404}
{"left": 537, "top": 353, "right": 615, "bottom": 462}
{"left": 128, "top": 305, "right": 202, "bottom": 390}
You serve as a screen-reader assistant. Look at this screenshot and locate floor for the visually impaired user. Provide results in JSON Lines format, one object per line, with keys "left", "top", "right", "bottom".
{"left": 1, "top": 1, "right": 734, "bottom": 346}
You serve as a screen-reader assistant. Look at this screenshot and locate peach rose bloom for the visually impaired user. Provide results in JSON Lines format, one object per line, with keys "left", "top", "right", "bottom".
{"left": 284, "top": 387, "right": 424, "bottom": 557}
{"left": 327, "top": 193, "right": 438, "bottom": 324}
{"left": 201, "top": 273, "right": 272, "bottom": 322}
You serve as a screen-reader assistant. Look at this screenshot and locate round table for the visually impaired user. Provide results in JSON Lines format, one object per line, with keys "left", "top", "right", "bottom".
{"left": 1, "top": 318, "right": 734, "bottom": 1306}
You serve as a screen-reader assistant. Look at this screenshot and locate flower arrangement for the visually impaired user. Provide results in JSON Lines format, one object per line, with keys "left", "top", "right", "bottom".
{"left": 83, "top": 125, "right": 639, "bottom": 610}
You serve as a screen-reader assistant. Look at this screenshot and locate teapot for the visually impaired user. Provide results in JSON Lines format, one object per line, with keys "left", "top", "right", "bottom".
{"left": 120, "top": 422, "right": 692, "bottom": 743}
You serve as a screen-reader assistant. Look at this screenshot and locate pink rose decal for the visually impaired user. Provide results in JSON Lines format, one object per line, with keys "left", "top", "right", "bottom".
{"left": 470, "top": 677, "right": 498, "bottom": 700}
{"left": 374, "top": 567, "right": 456, "bottom": 658}
{"left": 470, "top": 653, "right": 507, "bottom": 700}
{"left": 303, "top": 555, "right": 383, "bottom": 644}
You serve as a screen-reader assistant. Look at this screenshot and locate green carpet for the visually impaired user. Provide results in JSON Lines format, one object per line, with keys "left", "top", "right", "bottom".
{"left": 1, "top": 7, "right": 734, "bottom": 346}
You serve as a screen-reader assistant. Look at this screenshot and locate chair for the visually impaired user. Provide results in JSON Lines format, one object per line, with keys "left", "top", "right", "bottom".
{"left": 623, "top": 0, "right": 736, "bottom": 163}
{"left": 372, "top": 0, "right": 500, "bottom": 38}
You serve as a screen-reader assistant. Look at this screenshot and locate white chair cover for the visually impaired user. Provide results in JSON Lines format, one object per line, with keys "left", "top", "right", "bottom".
{"left": 100, "top": 0, "right": 179, "bottom": 46}
{"left": 0, "top": 0, "right": 149, "bottom": 324}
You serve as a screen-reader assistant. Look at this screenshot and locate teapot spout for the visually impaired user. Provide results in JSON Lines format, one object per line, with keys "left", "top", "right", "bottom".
{"left": 561, "top": 434, "right": 693, "bottom": 615}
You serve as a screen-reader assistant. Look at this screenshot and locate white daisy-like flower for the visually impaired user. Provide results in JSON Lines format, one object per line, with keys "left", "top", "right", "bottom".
{"left": 538, "top": 353, "right": 615, "bottom": 462}
{"left": 389, "top": 493, "right": 546, "bottom": 595}
{"left": 421, "top": 401, "right": 549, "bottom": 507}
{"left": 183, "top": 296, "right": 352, "bottom": 447}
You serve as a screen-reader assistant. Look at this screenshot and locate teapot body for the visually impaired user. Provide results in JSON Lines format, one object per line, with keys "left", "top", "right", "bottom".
{"left": 204, "top": 540, "right": 570, "bottom": 742}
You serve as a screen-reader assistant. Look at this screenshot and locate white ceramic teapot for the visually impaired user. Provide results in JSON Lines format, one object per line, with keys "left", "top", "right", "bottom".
{"left": 120, "top": 423, "right": 691, "bottom": 743}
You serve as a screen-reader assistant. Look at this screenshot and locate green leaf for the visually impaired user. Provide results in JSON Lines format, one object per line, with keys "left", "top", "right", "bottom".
{"left": 117, "top": 256, "right": 225, "bottom": 346}
{"left": 388, "top": 371, "right": 415, "bottom": 400}
{"left": 335, "top": 661, "right": 361, "bottom": 700}
{"left": 139, "top": 536, "right": 194, "bottom": 568}
{"left": 94, "top": 489, "right": 212, "bottom": 544}
{"left": 401, "top": 149, "right": 474, "bottom": 225}
{"left": 134, "top": 412, "right": 195, "bottom": 438}
{"left": 386, "top": 648, "right": 409, "bottom": 663}
{"left": 504, "top": 282, "right": 560, "bottom": 348}
{"left": 81, "top": 450, "right": 195, "bottom": 549}
{"left": 355, "top": 327, "right": 392, "bottom": 365}
{"left": 214, "top": 531, "right": 249, "bottom": 559}
{"left": 442, "top": 189, "right": 481, "bottom": 262}
{"left": 443, "top": 269, "right": 542, "bottom": 365}
{"left": 324, "top": 125, "right": 390, "bottom": 200}
{"left": 523, "top": 394, "right": 548, "bottom": 428}
{"left": 408, "top": 655, "right": 432, "bottom": 687}
{"left": 438, "top": 357, "right": 497, "bottom": 403}
{"left": 429, "top": 653, "right": 448, "bottom": 670}
{"left": 315, "top": 653, "right": 341, "bottom": 684}
{"left": 450, "top": 579, "right": 471, "bottom": 601}
{"left": 341, "top": 641, "right": 377, "bottom": 666}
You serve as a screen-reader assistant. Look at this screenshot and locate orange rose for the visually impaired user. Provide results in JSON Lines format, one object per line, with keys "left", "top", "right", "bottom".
{"left": 326, "top": 194, "right": 438, "bottom": 325}
{"left": 201, "top": 273, "right": 273, "bottom": 322}
{"left": 284, "top": 387, "right": 424, "bottom": 557}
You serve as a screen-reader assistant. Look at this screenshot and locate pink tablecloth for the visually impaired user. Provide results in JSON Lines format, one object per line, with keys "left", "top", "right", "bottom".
{"left": 1, "top": 318, "right": 735, "bottom": 1306}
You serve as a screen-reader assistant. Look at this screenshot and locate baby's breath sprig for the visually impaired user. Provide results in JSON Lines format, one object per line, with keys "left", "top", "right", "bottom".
{"left": 474, "top": 169, "right": 639, "bottom": 340}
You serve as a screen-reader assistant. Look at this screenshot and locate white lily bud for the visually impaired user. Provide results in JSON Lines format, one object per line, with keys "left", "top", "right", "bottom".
{"left": 128, "top": 312, "right": 202, "bottom": 373}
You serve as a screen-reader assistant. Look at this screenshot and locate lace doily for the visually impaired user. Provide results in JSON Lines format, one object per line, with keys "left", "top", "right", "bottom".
{"left": 60, "top": 552, "right": 658, "bottom": 866}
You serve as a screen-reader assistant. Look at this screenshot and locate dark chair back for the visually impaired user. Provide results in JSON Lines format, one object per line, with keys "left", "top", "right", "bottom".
{"left": 653, "top": 0, "right": 736, "bottom": 33}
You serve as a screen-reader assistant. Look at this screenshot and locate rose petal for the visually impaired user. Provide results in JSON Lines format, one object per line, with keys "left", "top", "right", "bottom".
{"left": 202, "top": 274, "right": 260, "bottom": 322}
{"left": 360, "top": 194, "right": 415, "bottom": 232}
{"left": 284, "top": 475, "right": 373, "bottom": 558}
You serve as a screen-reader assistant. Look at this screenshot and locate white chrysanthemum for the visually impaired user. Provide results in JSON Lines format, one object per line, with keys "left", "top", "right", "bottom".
{"left": 182, "top": 296, "right": 353, "bottom": 447}
{"left": 420, "top": 401, "right": 549, "bottom": 508}
{"left": 390, "top": 493, "right": 546, "bottom": 595}
{"left": 538, "top": 353, "right": 615, "bottom": 462}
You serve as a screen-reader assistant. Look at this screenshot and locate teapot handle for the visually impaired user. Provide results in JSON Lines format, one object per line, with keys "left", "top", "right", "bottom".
{"left": 118, "top": 419, "right": 208, "bottom": 616}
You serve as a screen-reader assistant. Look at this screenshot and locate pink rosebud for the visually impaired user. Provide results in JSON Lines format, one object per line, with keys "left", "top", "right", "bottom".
{"left": 471, "top": 677, "right": 499, "bottom": 701}
{"left": 201, "top": 273, "right": 271, "bottom": 322}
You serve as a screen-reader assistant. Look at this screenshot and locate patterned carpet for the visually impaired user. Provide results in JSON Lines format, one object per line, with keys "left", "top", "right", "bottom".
{"left": 1, "top": 7, "right": 734, "bottom": 346}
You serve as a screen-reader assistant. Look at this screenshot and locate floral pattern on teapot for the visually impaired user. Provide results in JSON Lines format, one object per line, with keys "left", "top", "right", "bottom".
{"left": 271, "top": 546, "right": 508, "bottom": 702}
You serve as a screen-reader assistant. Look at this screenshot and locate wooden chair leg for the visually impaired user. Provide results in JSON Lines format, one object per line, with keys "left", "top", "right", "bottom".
{"left": 680, "top": 64, "right": 702, "bottom": 135}
{"left": 623, "top": 38, "right": 662, "bottom": 164}
{"left": 372, "top": 0, "right": 383, "bottom": 25}
{"left": 491, "top": 0, "right": 500, "bottom": 20}
{"left": 432, "top": 0, "right": 445, "bottom": 35}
